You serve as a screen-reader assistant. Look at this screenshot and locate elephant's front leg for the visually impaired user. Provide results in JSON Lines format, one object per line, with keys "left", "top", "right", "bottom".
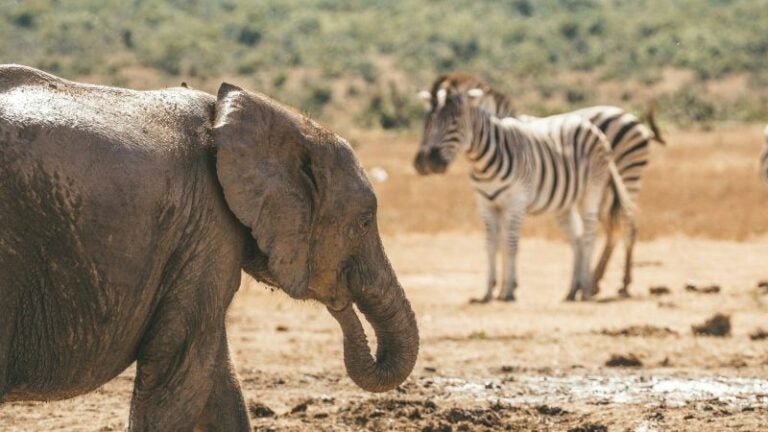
{"left": 129, "top": 305, "right": 227, "bottom": 432}
{"left": 195, "top": 332, "right": 250, "bottom": 431}
{"left": 0, "top": 304, "right": 13, "bottom": 398}
{"left": 498, "top": 197, "right": 527, "bottom": 302}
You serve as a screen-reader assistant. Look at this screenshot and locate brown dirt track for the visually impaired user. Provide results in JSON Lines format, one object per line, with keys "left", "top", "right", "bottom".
{"left": 2, "top": 125, "right": 768, "bottom": 431}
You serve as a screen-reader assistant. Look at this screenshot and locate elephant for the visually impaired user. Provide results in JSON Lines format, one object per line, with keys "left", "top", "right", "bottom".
{"left": 0, "top": 65, "right": 419, "bottom": 431}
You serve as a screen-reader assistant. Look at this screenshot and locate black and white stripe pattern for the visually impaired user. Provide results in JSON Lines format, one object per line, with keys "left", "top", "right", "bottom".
{"left": 415, "top": 89, "right": 633, "bottom": 301}
{"left": 531, "top": 106, "right": 660, "bottom": 297}
{"left": 418, "top": 74, "right": 663, "bottom": 297}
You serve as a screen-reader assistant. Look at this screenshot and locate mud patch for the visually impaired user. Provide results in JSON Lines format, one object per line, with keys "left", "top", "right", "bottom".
{"left": 686, "top": 283, "right": 721, "bottom": 294}
{"left": 433, "top": 373, "right": 768, "bottom": 407}
{"left": 600, "top": 325, "right": 678, "bottom": 337}
{"left": 536, "top": 404, "right": 568, "bottom": 416}
{"left": 606, "top": 354, "right": 643, "bottom": 367}
{"left": 289, "top": 400, "right": 310, "bottom": 414}
{"left": 692, "top": 313, "right": 731, "bottom": 337}
{"left": 568, "top": 424, "right": 608, "bottom": 432}
{"left": 248, "top": 401, "right": 275, "bottom": 418}
{"left": 649, "top": 286, "right": 671, "bottom": 296}
{"left": 297, "top": 398, "right": 524, "bottom": 431}
{"left": 443, "top": 407, "right": 503, "bottom": 427}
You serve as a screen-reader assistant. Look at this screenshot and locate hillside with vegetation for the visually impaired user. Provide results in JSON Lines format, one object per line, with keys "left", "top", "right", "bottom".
{"left": 2, "top": 0, "right": 767, "bottom": 130}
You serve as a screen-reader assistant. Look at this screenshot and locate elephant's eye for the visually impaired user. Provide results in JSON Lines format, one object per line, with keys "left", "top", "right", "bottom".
{"left": 358, "top": 212, "right": 373, "bottom": 232}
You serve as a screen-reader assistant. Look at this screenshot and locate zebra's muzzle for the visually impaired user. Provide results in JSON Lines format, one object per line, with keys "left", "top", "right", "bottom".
{"left": 414, "top": 148, "right": 448, "bottom": 175}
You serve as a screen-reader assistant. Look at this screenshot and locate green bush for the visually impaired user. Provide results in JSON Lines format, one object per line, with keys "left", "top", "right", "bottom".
{"left": 358, "top": 82, "right": 422, "bottom": 130}
{"left": 302, "top": 85, "right": 333, "bottom": 116}
{"left": 1, "top": 0, "right": 767, "bottom": 127}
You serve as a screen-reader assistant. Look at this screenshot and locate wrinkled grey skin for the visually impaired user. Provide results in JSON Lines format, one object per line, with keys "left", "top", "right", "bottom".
{"left": 0, "top": 65, "right": 418, "bottom": 431}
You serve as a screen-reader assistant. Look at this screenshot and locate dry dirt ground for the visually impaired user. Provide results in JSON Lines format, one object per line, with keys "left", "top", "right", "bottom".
{"left": 2, "top": 127, "right": 768, "bottom": 431}
{"left": 3, "top": 235, "right": 767, "bottom": 431}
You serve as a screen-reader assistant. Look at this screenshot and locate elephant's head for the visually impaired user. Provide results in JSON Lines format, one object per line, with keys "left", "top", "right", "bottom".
{"left": 213, "top": 84, "right": 418, "bottom": 392}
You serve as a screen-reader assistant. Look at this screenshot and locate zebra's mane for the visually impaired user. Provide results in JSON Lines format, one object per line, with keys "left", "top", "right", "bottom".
{"left": 429, "top": 72, "right": 516, "bottom": 117}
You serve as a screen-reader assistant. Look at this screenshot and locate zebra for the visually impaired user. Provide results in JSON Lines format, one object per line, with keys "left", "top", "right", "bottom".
{"left": 414, "top": 87, "right": 634, "bottom": 302}
{"left": 417, "top": 73, "right": 664, "bottom": 297}
{"left": 762, "top": 125, "right": 768, "bottom": 185}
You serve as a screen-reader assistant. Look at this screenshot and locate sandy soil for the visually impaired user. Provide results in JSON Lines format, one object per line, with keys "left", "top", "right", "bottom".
{"left": 2, "top": 233, "right": 767, "bottom": 431}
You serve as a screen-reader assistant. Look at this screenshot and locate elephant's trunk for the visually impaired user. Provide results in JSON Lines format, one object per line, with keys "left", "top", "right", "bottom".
{"left": 328, "top": 277, "right": 419, "bottom": 392}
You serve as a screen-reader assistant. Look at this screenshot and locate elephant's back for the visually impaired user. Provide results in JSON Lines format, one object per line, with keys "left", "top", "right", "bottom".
{"left": 0, "top": 65, "right": 218, "bottom": 243}
{"left": 0, "top": 65, "right": 218, "bottom": 265}
{"left": 0, "top": 64, "right": 215, "bottom": 156}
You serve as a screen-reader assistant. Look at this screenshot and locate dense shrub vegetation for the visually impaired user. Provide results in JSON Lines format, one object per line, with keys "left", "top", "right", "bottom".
{"left": 2, "top": 0, "right": 767, "bottom": 128}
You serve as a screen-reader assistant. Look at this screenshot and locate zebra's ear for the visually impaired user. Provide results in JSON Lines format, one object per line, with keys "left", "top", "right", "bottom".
{"left": 466, "top": 88, "right": 485, "bottom": 107}
{"left": 417, "top": 90, "right": 432, "bottom": 110}
{"left": 436, "top": 89, "right": 447, "bottom": 108}
{"left": 467, "top": 88, "right": 484, "bottom": 98}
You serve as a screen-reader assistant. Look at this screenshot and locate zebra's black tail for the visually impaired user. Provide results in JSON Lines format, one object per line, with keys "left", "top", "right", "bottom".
{"left": 645, "top": 104, "right": 666, "bottom": 145}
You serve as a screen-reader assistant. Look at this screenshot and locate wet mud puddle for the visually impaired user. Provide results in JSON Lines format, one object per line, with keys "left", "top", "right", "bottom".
{"left": 433, "top": 373, "right": 768, "bottom": 408}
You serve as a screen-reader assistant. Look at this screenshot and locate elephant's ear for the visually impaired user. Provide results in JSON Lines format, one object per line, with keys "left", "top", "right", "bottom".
{"left": 213, "top": 83, "right": 313, "bottom": 299}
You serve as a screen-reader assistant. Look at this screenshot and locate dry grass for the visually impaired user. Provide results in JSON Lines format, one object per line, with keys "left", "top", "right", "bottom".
{"left": 351, "top": 123, "right": 768, "bottom": 240}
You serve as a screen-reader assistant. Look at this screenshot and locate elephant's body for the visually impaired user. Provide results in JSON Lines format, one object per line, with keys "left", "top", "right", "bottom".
{"left": 0, "top": 66, "right": 248, "bottom": 427}
{"left": 0, "top": 65, "right": 418, "bottom": 431}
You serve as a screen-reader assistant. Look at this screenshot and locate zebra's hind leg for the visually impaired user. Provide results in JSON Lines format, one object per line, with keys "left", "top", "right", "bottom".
{"left": 593, "top": 208, "right": 619, "bottom": 295}
{"left": 558, "top": 209, "right": 584, "bottom": 302}
{"left": 619, "top": 216, "right": 637, "bottom": 297}
{"left": 578, "top": 208, "right": 599, "bottom": 301}
{"left": 474, "top": 200, "right": 501, "bottom": 303}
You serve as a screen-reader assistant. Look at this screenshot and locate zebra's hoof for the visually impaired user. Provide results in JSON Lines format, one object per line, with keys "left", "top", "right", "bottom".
{"left": 618, "top": 288, "right": 630, "bottom": 298}
{"left": 469, "top": 296, "right": 493, "bottom": 304}
{"left": 496, "top": 294, "right": 516, "bottom": 302}
{"left": 564, "top": 295, "right": 577, "bottom": 302}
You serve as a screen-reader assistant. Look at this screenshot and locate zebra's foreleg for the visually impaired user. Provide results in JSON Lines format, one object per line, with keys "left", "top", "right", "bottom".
{"left": 619, "top": 215, "right": 637, "bottom": 297}
{"left": 558, "top": 208, "right": 584, "bottom": 302}
{"left": 476, "top": 200, "right": 501, "bottom": 303}
{"left": 498, "top": 198, "right": 527, "bottom": 302}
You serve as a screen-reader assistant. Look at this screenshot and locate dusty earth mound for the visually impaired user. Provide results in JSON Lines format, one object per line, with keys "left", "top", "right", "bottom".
{"left": 600, "top": 325, "right": 678, "bottom": 337}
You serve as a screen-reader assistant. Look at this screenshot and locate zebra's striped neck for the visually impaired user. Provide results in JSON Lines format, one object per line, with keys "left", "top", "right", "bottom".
{"left": 464, "top": 107, "right": 527, "bottom": 184}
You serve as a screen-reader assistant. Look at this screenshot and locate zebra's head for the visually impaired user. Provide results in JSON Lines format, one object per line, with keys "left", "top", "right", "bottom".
{"left": 414, "top": 85, "right": 481, "bottom": 175}
{"left": 414, "top": 73, "right": 513, "bottom": 175}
